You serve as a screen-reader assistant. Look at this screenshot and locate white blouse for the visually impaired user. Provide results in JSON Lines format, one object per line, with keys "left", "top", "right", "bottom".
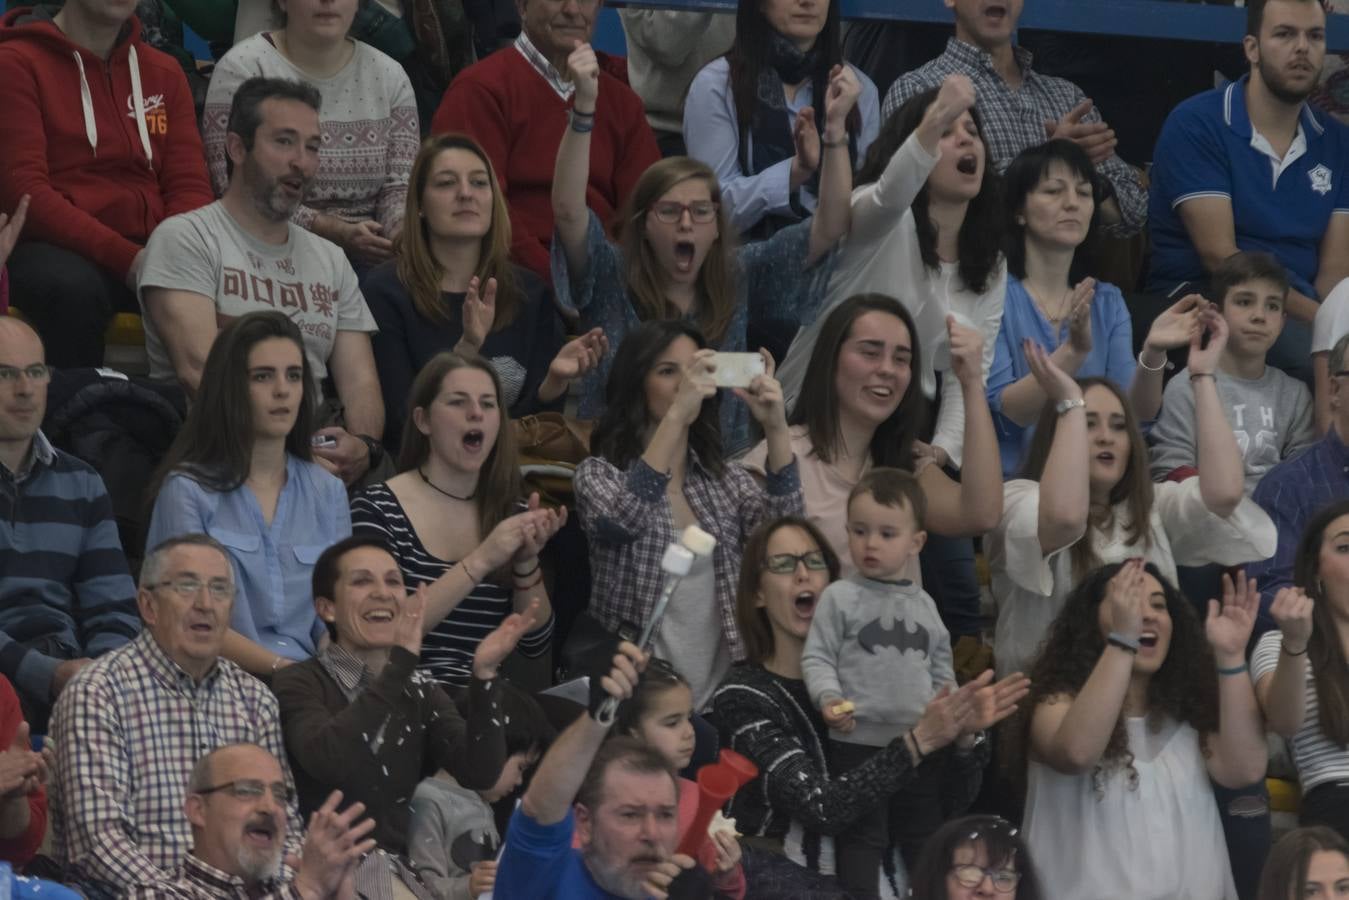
{"left": 1025, "top": 716, "right": 1237, "bottom": 900}
{"left": 987, "top": 478, "right": 1276, "bottom": 678}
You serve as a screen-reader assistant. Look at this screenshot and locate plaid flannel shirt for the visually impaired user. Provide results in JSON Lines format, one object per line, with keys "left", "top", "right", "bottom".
{"left": 52, "top": 632, "right": 302, "bottom": 900}
{"left": 882, "top": 37, "right": 1147, "bottom": 236}
{"left": 574, "top": 453, "right": 802, "bottom": 660}
{"left": 124, "top": 854, "right": 303, "bottom": 900}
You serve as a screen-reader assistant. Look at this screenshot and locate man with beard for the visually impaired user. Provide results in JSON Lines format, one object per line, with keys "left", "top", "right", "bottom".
{"left": 138, "top": 76, "right": 385, "bottom": 488}
{"left": 127, "top": 743, "right": 376, "bottom": 900}
{"left": 494, "top": 642, "right": 708, "bottom": 900}
{"left": 1149, "top": 0, "right": 1349, "bottom": 381}
{"left": 51, "top": 535, "right": 304, "bottom": 900}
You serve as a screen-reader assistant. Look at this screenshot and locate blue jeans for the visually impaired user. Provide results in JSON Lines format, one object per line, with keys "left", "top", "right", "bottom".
{"left": 919, "top": 533, "right": 982, "bottom": 640}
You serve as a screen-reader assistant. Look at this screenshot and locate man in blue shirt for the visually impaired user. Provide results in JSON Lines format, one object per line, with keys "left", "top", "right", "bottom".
{"left": 0, "top": 317, "right": 139, "bottom": 732}
{"left": 495, "top": 643, "right": 702, "bottom": 899}
{"left": 1149, "top": 0, "right": 1349, "bottom": 380}
{"left": 1249, "top": 331, "right": 1349, "bottom": 633}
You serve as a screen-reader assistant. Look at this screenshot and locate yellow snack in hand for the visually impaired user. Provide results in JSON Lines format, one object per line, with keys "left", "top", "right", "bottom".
{"left": 709, "top": 810, "right": 742, "bottom": 839}
{"left": 832, "top": 700, "right": 855, "bottom": 715}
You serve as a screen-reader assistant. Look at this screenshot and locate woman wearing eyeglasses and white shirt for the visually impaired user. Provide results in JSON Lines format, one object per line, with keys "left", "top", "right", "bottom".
{"left": 551, "top": 41, "right": 857, "bottom": 451}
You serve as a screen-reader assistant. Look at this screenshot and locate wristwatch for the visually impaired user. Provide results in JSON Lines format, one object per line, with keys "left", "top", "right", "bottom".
{"left": 356, "top": 434, "right": 384, "bottom": 468}
{"left": 1055, "top": 397, "right": 1086, "bottom": 416}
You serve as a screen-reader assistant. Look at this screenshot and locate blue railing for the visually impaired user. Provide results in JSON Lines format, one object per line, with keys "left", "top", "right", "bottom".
{"left": 610, "top": 0, "right": 1349, "bottom": 51}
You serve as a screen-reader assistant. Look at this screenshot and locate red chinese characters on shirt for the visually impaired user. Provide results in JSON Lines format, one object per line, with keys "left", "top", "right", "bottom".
{"left": 218, "top": 253, "right": 338, "bottom": 344}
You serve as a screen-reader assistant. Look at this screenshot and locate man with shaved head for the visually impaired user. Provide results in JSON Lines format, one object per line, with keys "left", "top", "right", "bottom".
{"left": 0, "top": 317, "right": 139, "bottom": 731}
{"left": 127, "top": 743, "right": 376, "bottom": 900}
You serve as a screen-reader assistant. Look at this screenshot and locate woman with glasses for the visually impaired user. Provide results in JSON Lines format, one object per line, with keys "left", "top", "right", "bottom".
{"left": 710, "top": 516, "right": 1000, "bottom": 898}
{"left": 906, "top": 815, "right": 1043, "bottom": 900}
{"left": 147, "top": 311, "right": 351, "bottom": 678}
{"left": 551, "top": 41, "right": 858, "bottom": 452}
{"left": 1011, "top": 560, "right": 1267, "bottom": 900}
{"left": 361, "top": 134, "right": 607, "bottom": 454}
{"left": 575, "top": 321, "right": 800, "bottom": 710}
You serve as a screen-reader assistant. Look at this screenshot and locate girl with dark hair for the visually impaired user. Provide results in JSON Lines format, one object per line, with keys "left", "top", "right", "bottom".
{"left": 350, "top": 352, "right": 565, "bottom": 687}
{"left": 1017, "top": 559, "right": 1266, "bottom": 899}
{"left": 743, "top": 293, "right": 1003, "bottom": 581}
{"left": 711, "top": 516, "right": 1018, "bottom": 897}
{"left": 147, "top": 311, "right": 350, "bottom": 676}
{"left": 986, "top": 138, "right": 1203, "bottom": 475}
{"left": 1254, "top": 498, "right": 1349, "bottom": 840}
{"left": 362, "top": 133, "right": 606, "bottom": 453}
{"left": 905, "top": 815, "right": 1044, "bottom": 900}
{"left": 780, "top": 75, "right": 1004, "bottom": 473}
{"left": 553, "top": 41, "right": 856, "bottom": 451}
{"left": 682, "top": 0, "right": 879, "bottom": 235}
{"left": 575, "top": 321, "right": 801, "bottom": 708}
{"left": 613, "top": 661, "right": 747, "bottom": 898}
{"left": 987, "top": 315, "right": 1275, "bottom": 680}
{"left": 1256, "top": 826, "right": 1349, "bottom": 900}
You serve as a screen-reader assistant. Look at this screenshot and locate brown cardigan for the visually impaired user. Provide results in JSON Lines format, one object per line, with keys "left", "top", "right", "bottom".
{"left": 272, "top": 646, "right": 506, "bottom": 853}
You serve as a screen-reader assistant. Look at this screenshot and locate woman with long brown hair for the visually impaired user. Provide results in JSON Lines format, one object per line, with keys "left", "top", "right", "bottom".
{"left": 362, "top": 133, "right": 606, "bottom": 452}
{"left": 350, "top": 352, "right": 566, "bottom": 687}
{"left": 988, "top": 315, "right": 1275, "bottom": 680}
{"left": 1255, "top": 497, "right": 1349, "bottom": 841}
{"left": 551, "top": 41, "right": 857, "bottom": 451}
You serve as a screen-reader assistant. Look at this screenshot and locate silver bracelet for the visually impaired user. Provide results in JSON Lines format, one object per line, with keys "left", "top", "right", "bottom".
{"left": 1137, "top": 348, "right": 1173, "bottom": 373}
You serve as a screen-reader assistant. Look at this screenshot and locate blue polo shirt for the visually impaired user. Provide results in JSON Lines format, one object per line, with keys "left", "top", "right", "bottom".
{"left": 1147, "top": 73, "right": 1349, "bottom": 299}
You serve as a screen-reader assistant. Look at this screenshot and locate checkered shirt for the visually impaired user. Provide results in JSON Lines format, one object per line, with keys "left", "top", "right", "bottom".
{"left": 51, "top": 632, "right": 302, "bottom": 900}
{"left": 882, "top": 37, "right": 1147, "bottom": 236}
{"left": 574, "top": 453, "right": 802, "bottom": 660}
{"left": 124, "top": 853, "right": 302, "bottom": 900}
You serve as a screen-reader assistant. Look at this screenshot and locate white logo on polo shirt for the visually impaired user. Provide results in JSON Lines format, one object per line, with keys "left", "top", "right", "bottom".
{"left": 1310, "top": 164, "right": 1333, "bottom": 196}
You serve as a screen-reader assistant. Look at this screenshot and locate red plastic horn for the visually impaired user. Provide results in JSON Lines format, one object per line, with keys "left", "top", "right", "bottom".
{"left": 676, "top": 751, "right": 760, "bottom": 858}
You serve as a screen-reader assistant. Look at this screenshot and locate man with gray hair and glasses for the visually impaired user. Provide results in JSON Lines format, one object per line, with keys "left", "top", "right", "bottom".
{"left": 51, "top": 534, "right": 302, "bottom": 900}
{"left": 1249, "top": 331, "right": 1349, "bottom": 634}
{"left": 0, "top": 316, "right": 139, "bottom": 732}
{"left": 126, "top": 743, "right": 375, "bottom": 900}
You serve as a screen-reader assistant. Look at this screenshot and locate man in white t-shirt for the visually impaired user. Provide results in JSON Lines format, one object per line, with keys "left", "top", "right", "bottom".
{"left": 140, "top": 76, "right": 385, "bottom": 486}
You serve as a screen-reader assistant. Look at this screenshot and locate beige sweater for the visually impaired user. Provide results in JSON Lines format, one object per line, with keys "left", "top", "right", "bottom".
{"left": 619, "top": 9, "right": 735, "bottom": 135}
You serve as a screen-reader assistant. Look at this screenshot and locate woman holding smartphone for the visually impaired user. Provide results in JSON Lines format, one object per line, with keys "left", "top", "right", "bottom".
{"left": 574, "top": 321, "right": 802, "bottom": 708}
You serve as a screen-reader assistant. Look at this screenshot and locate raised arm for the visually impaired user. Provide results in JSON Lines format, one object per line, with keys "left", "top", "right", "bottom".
{"left": 995, "top": 279, "right": 1094, "bottom": 427}
{"left": 552, "top": 42, "right": 600, "bottom": 282}
{"left": 1020, "top": 341, "right": 1090, "bottom": 555}
{"left": 806, "top": 65, "right": 858, "bottom": 265}
{"left": 1029, "top": 560, "right": 1146, "bottom": 774}
{"left": 1254, "top": 587, "right": 1314, "bottom": 738}
{"left": 1130, "top": 293, "right": 1203, "bottom": 422}
{"left": 1187, "top": 308, "right": 1246, "bottom": 518}
{"left": 1202, "top": 572, "right": 1270, "bottom": 788}
{"left": 521, "top": 642, "right": 645, "bottom": 825}
{"left": 919, "top": 318, "right": 1002, "bottom": 536}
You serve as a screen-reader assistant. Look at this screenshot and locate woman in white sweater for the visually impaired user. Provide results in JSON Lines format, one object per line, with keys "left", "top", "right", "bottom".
{"left": 202, "top": 0, "right": 419, "bottom": 268}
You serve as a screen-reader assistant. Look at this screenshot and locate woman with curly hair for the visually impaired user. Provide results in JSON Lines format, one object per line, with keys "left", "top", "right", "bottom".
{"left": 987, "top": 310, "right": 1276, "bottom": 680}
{"left": 1254, "top": 498, "right": 1349, "bottom": 840}
{"left": 1016, "top": 559, "right": 1267, "bottom": 899}
{"left": 1256, "top": 826, "right": 1349, "bottom": 900}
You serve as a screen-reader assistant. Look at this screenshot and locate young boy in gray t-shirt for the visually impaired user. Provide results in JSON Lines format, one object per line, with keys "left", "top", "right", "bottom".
{"left": 1151, "top": 251, "right": 1315, "bottom": 494}
{"left": 802, "top": 467, "right": 953, "bottom": 894}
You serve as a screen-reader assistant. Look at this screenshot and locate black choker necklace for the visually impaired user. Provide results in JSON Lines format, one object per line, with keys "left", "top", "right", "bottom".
{"left": 419, "top": 467, "right": 475, "bottom": 502}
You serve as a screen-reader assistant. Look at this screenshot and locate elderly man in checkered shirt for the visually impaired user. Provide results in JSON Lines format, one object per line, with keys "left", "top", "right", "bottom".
{"left": 882, "top": 0, "right": 1147, "bottom": 237}
{"left": 49, "top": 534, "right": 304, "bottom": 900}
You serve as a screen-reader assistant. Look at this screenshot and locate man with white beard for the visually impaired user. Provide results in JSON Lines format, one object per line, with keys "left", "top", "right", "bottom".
{"left": 127, "top": 743, "right": 376, "bottom": 900}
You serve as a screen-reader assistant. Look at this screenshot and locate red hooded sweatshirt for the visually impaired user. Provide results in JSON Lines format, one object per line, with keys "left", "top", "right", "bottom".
{"left": 0, "top": 7, "right": 213, "bottom": 280}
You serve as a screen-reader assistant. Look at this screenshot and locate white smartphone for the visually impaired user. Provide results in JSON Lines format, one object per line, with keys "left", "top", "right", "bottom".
{"left": 711, "top": 352, "right": 765, "bottom": 388}
{"left": 311, "top": 435, "right": 338, "bottom": 449}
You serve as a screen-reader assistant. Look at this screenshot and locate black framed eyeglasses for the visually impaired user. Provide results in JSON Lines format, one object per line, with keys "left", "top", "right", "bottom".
{"left": 949, "top": 864, "right": 1020, "bottom": 892}
{"left": 195, "top": 779, "right": 294, "bottom": 804}
{"left": 763, "top": 551, "right": 829, "bottom": 575}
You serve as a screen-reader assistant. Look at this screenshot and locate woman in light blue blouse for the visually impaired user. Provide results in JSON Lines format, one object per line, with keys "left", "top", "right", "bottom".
{"left": 553, "top": 41, "right": 857, "bottom": 453}
{"left": 682, "top": 0, "right": 879, "bottom": 237}
{"left": 987, "top": 139, "right": 1202, "bottom": 476}
{"left": 146, "top": 312, "right": 351, "bottom": 678}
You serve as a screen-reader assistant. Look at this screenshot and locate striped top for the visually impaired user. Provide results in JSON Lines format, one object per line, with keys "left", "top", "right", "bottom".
{"left": 1253, "top": 630, "right": 1349, "bottom": 794}
{"left": 349, "top": 482, "right": 553, "bottom": 687}
{"left": 0, "top": 432, "right": 139, "bottom": 703}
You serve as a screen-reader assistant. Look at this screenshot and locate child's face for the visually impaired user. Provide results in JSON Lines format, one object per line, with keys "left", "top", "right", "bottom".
{"left": 846, "top": 492, "right": 927, "bottom": 581}
{"left": 480, "top": 750, "right": 538, "bottom": 803}
{"left": 1220, "top": 278, "right": 1286, "bottom": 361}
{"left": 636, "top": 683, "right": 696, "bottom": 772}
